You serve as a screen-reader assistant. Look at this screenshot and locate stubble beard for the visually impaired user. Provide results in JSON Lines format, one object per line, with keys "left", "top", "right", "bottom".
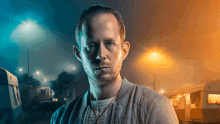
{"left": 88, "top": 67, "right": 121, "bottom": 88}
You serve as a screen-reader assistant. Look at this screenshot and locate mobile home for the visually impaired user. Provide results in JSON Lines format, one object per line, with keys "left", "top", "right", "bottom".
{"left": 164, "top": 80, "right": 220, "bottom": 123}
{"left": 0, "top": 68, "right": 22, "bottom": 124}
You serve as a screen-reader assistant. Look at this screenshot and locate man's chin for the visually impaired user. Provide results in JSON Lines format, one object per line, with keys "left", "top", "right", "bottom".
{"left": 93, "top": 74, "right": 114, "bottom": 85}
{"left": 96, "top": 73, "right": 111, "bottom": 81}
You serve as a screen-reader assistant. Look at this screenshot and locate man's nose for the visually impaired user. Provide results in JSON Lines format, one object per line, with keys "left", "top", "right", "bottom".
{"left": 96, "top": 43, "right": 107, "bottom": 60}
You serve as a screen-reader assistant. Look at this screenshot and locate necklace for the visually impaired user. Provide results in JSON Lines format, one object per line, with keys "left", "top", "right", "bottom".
{"left": 90, "top": 91, "right": 119, "bottom": 124}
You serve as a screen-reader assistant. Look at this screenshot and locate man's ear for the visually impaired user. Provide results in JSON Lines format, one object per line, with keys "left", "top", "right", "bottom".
{"left": 122, "top": 41, "right": 130, "bottom": 60}
{"left": 73, "top": 45, "right": 82, "bottom": 62}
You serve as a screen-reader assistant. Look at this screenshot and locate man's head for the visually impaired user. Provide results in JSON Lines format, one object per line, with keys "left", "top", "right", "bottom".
{"left": 75, "top": 4, "right": 126, "bottom": 48}
{"left": 73, "top": 4, "right": 130, "bottom": 85}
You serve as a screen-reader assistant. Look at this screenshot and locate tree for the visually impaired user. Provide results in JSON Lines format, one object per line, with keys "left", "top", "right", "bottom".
{"left": 50, "top": 71, "right": 75, "bottom": 92}
{"left": 17, "top": 73, "right": 40, "bottom": 86}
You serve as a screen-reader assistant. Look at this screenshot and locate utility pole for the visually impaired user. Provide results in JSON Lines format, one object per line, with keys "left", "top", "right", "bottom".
{"left": 27, "top": 41, "right": 30, "bottom": 113}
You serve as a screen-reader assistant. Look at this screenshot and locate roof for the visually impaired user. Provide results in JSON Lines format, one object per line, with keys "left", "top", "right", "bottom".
{"left": 164, "top": 83, "right": 206, "bottom": 98}
{"left": 0, "top": 67, "right": 18, "bottom": 86}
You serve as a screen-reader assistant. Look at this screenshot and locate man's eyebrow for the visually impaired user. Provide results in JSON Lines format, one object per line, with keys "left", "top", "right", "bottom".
{"left": 86, "top": 39, "right": 98, "bottom": 45}
{"left": 86, "top": 41, "right": 97, "bottom": 45}
{"left": 104, "top": 38, "right": 116, "bottom": 42}
{"left": 87, "top": 37, "right": 97, "bottom": 42}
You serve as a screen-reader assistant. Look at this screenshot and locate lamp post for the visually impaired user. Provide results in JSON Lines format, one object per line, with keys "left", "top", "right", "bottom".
{"left": 151, "top": 52, "right": 158, "bottom": 91}
{"left": 154, "top": 71, "right": 156, "bottom": 91}
{"left": 146, "top": 51, "right": 172, "bottom": 92}
{"left": 20, "top": 19, "right": 37, "bottom": 112}
{"left": 27, "top": 39, "right": 30, "bottom": 112}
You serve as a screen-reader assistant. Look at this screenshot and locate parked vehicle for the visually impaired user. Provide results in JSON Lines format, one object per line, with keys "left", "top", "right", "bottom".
{"left": 164, "top": 80, "right": 220, "bottom": 123}
{"left": 21, "top": 101, "right": 64, "bottom": 124}
{"left": 0, "top": 68, "right": 23, "bottom": 124}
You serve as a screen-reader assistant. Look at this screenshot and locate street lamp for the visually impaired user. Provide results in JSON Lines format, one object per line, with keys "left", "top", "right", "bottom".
{"left": 160, "top": 89, "right": 165, "bottom": 94}
{"left": 20, "top": 19, "right": 37, "bottom": 113}
{"left": 11, "top": 18, "right": 41, "bottom": 113}
{"left": 152, "top": 52, "right": 157, "bottom": 57}
{"left": 140, "top": 49, "right": 174, "bottom": 92}
{"left": 20, "top": 20, "right": 37, "bottom": 34}
{"left": 36, "top": 71, "right": 40, "bottom": 75}
{"left": 19, "top": 68, "right": 23, "bottom": 72}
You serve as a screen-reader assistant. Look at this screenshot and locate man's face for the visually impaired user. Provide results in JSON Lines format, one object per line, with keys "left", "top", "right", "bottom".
{"left": 75, "top": 13, "right": 129, "bottom": 85}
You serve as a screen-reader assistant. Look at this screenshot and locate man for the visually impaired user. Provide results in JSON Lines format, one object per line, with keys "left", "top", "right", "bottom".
{"left": 51, "top": 4, "right": 179, "bottom": 124}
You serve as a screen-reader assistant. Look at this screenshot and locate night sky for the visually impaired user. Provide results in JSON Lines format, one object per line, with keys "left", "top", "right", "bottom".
{"left": 1, "top": 0, "right": 220, "bottom": 92}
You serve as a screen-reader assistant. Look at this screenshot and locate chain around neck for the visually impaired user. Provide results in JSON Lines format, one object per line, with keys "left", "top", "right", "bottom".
{"left": 89, "top": 90, "right": 119, "bottom": 124}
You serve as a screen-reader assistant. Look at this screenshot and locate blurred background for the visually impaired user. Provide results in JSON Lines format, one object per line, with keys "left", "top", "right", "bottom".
{"left": 1, "top": 0, "right": 220, "bottom": 123}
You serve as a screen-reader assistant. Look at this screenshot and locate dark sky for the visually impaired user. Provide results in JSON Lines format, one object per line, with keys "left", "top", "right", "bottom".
{"left": 1, "top": 0, "right": 220, "bottom": 92}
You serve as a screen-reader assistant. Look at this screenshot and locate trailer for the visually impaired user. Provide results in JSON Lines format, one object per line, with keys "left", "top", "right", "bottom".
{"left": 164, "top": 80, "right": 220, "bottom": 123}
{"left": 0, "top": 68, "right": 22, "bottom": 124}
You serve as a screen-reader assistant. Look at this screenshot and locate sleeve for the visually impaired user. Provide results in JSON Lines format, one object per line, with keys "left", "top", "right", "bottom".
{"left": 50, "top": 96, "right": 82, "bottom": 124}
{"left": 50, "top": 105, "right": 65, "bottom": 124}
{"left": 50, "top": 109, "right": 59, "bottom": 124}
{"left": 148, "top": 97, "right": 179, "bottom": 124}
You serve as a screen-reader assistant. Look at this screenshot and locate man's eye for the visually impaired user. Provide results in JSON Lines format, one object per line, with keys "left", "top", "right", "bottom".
{"left": 107, "top": 42, "right": 114, "bottom": 46}
{"left": 87, "top": 44, "right": 96, "bottom": 47}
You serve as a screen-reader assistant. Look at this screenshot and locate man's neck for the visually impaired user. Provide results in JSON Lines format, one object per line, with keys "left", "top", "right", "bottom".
{"left": 89, "top": 75, "right": 123, "bottom": 101}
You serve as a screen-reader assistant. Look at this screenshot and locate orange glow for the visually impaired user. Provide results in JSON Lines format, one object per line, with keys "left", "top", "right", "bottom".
{"left": 149, "top": 52, "right": 161, "bottom": 62}
{"left": 160, "top": 89, "right": 165, "bottom": 94}
{"left": 152, "top": 52, "right": 157, "bottom": 57}
{"left": 137, "top": 50, "right": 174, "bottom": 71}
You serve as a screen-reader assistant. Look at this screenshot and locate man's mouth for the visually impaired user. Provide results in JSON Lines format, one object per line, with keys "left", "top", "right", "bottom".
{"left": 94, "top": 66, "right": 110, "bottom": 70}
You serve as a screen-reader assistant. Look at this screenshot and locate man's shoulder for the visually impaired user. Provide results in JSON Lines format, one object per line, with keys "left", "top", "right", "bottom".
{"left": 121, "top": 78, "right": 167, "bottom": 104}
{"left": 123, "top": 78, "right": 166, "bottom": 101}
{"left": 135, "top": 84, "right": 166, "bottom": 101}
{"left": 131, "top": 84, "right": 170, "bottom": 114}
{"left": 50, "top": 95, "right": 83, "bottom": 123}
{"left": 58, "top": 96, "right": 82, "bottom": 112}
{"left": 132, "top": 84, "right": 179, "bottom": 123}
{"left": 127, "top": 82, "right": 168, "bottom": 109}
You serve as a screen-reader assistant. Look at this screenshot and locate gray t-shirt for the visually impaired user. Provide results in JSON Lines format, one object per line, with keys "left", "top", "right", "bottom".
{"left": 86, "top": 96, "right": 115, "bottom": 124}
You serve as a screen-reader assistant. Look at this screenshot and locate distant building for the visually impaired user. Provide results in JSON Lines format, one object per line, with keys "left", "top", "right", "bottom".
{"left": 19, "top": 84, "right": 52, "bottom": 112}
{"left": 28, "top": 86, "right": 51, "bottom": 103}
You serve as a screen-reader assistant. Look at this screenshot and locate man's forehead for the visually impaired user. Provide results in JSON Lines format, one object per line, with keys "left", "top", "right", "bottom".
{"left": 82, "top": 14, "right": 119, "bottom": 32}
{"left": 84, "top": 13, "right": 118, "bottom": 29}
{"left": 90, "top": 13, "right": 117, "bottom": 23}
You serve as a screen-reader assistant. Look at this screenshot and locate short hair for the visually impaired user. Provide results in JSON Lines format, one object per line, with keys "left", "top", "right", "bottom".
{"left": 75, "top": 4, "right": 126, "bottom": 48}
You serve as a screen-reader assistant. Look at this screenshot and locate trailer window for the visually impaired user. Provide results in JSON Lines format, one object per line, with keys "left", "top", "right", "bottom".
{"left": 208, "top": 94, "right": 220, "bottom": 104}
{"left": 13, "top": 86, "right": 20, "bottom": 105}
{"left": 9, "top": 85, "right": 18, "bottom": 106}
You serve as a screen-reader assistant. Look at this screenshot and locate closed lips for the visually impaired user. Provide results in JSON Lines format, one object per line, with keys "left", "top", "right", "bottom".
{"left": 95, "top": 67, "right": 109, "bottom": 70}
